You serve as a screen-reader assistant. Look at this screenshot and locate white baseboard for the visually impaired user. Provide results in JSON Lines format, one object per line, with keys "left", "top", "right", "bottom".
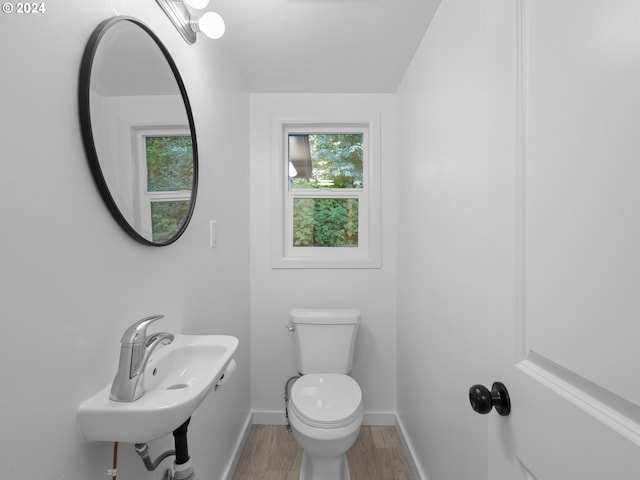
{"left": 223, "top": 411, "right": 425, "bottom": 480}
{"left": 251, "top": 410, "right": 286, "bottom": 425}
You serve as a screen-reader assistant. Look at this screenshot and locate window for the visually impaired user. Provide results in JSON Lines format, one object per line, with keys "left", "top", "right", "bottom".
{"left": 272, "top": 113, "right": 381, "bottom": 268}
{"left": 286, "top": 129, "right": 366, "bottom": 252}
{"left": 136, "top": 129, "right": 193, "bottom": 243}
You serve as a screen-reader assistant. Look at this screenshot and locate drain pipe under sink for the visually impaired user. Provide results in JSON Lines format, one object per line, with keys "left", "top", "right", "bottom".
{"left": 134, "top": 442, "right": 175, "bottom": 471}
{"left": 134, "top": 418, "right": 196, "bottom": 480}
{"left": 171, "top": 418, "right": 195, "bottom": 480}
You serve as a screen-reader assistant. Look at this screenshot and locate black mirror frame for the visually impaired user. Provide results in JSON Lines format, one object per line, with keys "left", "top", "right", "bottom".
{"left": 78, "top": 16, "right": 199, "bottom": 247}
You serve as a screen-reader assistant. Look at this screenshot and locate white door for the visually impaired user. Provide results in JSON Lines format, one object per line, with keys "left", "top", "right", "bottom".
{"left": 484, "top": 0, "right": 640, "bottom": 478}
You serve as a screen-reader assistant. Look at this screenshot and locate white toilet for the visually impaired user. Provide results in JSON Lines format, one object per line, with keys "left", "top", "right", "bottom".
{"left": 287, "top": 308, "right": 364, "bottom": 480}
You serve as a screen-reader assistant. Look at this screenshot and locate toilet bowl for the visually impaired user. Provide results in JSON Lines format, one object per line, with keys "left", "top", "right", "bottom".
{"left": 288, "top": 373, "right": 363, "bottom": 480}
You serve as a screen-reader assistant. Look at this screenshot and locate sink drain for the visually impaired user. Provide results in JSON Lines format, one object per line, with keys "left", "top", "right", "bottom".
{"left": 167, "top": 383, "right": 189, "bottom": 390}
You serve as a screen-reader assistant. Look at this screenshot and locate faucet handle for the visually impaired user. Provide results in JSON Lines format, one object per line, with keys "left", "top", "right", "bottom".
{"left": 121, "top": 315, "right": 165, "bottom": 345}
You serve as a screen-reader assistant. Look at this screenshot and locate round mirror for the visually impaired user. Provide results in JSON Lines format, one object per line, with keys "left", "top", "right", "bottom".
{"left": 79, "top": 17, "right": 198, "bottom": 246}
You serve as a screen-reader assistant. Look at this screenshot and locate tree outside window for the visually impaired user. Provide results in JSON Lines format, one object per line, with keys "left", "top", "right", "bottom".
{"left": 289, "top": 133, "right": 363, "bottom": 248}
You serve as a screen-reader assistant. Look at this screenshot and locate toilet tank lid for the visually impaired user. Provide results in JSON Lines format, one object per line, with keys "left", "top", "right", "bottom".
{"left": 289, "top": 308, "right": 361, "bottom": 325}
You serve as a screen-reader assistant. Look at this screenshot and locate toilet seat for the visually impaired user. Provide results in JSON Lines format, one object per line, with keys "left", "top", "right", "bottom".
{"left": 290, "top": 374, "right": 363, "bottom": 429}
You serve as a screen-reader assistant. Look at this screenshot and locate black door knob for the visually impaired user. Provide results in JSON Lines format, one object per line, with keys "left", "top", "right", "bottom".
{"left": 468, "top": 382, "right": 511, "bottom": 416}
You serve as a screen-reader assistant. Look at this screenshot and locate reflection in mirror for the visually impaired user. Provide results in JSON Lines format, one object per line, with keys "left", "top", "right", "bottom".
{"left": 79, "top": 17, "right": 198, "bottom": 246}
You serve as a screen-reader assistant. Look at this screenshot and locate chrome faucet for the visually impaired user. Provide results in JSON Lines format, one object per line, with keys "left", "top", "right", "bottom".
{"left": 110, "top": 315, "right": 174, "bottom": 402}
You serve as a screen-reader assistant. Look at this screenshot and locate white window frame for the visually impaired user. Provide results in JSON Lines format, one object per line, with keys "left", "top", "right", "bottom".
{"left": 271, "top": 112, "right": 381, "bottom": 269}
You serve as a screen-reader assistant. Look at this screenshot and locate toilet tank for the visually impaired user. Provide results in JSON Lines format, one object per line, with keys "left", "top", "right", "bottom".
{"left": 289, "top": 308, "right": 360, "bottom": 374}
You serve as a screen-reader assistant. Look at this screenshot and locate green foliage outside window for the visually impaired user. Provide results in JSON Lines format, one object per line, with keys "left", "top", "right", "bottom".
{"left": 151, "top": 201, "right": 190, "bottom": 243}
{"left": 290, "top": 134, "right": 363, "bottom": 189}
{"left": 146, "top": 136, "right": 193, "bottom": 192}
{"left": 293, "top": 198, "right": 359, "bottom": 247}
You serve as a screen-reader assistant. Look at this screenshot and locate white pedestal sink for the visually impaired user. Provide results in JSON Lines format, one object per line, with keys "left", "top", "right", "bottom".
{"left": 78, "top": 334, "right": 238, "bottom": 443}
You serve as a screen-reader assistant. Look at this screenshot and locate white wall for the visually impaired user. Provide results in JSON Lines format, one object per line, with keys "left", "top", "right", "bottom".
{"left": 396, "top": 0, "right": 489, "bottom": 478}
{"left": 0, "top": 3, "right": 250, "bottom": 479}
{"left": 249, "top": 94, "right": 398, "bottom": 423}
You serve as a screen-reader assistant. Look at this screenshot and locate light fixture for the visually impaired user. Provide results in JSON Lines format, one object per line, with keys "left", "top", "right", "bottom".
{"left": 156, "top": 0, "right": 225, "bottom": 44}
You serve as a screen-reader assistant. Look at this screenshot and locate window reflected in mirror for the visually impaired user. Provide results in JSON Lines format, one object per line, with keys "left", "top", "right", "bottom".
{"left": 143, "top": 134, "right": 193, "bottom": 243}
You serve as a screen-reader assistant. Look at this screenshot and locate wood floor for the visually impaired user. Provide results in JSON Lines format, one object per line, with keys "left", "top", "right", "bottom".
{"left": 231, "top": 425, "right": 415, "bottom": 480}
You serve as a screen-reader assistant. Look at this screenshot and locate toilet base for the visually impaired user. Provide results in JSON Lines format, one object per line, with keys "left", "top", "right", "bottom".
{"left": 299, "top": 450, "right": 351, "bottom": 480}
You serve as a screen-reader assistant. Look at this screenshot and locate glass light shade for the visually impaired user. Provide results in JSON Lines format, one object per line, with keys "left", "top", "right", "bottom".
{"left": 183, "top": 0, "right": 209, "bottom": 9}
{"left": 197, "top": 11, "right": 225, "bottom": 39}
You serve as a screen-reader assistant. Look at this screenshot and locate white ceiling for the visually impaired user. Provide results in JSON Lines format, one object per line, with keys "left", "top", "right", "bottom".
{"left": 214, "top": 0, "right": 442, "bottom": 93}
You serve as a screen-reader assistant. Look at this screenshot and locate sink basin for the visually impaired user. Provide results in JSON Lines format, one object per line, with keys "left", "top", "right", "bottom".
{"left": 78, "top": 334, "right": 238, "bottom": 443}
